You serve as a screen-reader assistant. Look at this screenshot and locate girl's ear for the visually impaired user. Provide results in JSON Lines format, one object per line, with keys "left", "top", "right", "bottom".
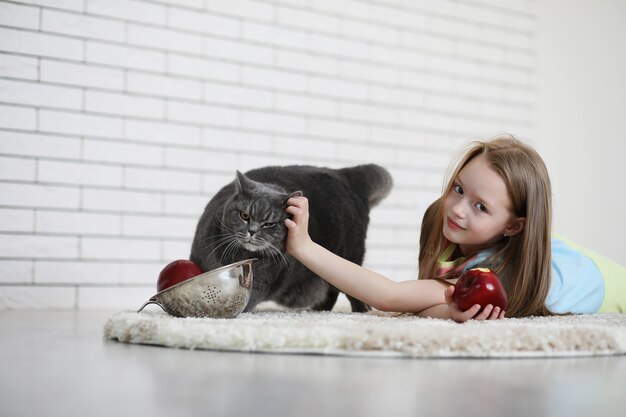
{"left": 505, "top": 217, "right": 526, "bottom": 237}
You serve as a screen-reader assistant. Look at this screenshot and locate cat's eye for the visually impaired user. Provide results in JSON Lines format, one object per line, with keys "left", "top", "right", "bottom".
{"left": 263, "top": 222, "right": 276, "bottom": 228}
{"left": 239, "top": 211, "right": 250, "bottom": 221}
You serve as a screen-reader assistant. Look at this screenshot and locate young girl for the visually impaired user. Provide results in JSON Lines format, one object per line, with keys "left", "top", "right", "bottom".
{"left": 284, "top": 136, "right": 626, "bottom": 321}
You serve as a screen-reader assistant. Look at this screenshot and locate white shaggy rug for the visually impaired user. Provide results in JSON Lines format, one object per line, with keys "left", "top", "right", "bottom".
{"left": 104, "top": 309, "right": 626, "bottom": 358}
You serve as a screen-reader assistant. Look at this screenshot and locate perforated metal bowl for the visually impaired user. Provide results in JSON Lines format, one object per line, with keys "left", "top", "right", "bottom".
{"left": 137, "top": 259, "right": 255, "bottom": 318}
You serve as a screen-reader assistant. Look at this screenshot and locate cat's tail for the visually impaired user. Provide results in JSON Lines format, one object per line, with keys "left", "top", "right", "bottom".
{"left": 339, "top": 164, "right": 393, "bottom": 207}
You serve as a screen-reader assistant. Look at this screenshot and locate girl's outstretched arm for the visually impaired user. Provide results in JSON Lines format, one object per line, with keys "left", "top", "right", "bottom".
{"left": 284, "top": 196, "right": 448, "bottom": 313}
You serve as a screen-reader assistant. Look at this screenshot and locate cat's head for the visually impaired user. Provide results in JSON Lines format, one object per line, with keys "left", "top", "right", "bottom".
{"left": 220, "top": 171, "right": 301, "bottom": 254}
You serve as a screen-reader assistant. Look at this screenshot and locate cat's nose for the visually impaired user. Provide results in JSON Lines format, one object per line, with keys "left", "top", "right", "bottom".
{"left": 249, "top": 230, "right": 256, "bottom": 236}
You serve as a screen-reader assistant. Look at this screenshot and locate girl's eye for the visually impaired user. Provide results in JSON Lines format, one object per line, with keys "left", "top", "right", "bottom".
{"left": 239, "top": 211, "right": 250, "bottom": 221}
{"left": 475, "top": 203, "right": 487, "bottom": 213}
{"left": 263, "top": 222, "right": 276, "bottom": 228}
{"left": 453, "top": 184, "right": 463, "bottom": 195}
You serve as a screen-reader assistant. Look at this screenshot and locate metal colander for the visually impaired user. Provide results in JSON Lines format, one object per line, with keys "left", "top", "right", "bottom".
{"left": 137, "top": 259, "right": 255, "bottom": 318}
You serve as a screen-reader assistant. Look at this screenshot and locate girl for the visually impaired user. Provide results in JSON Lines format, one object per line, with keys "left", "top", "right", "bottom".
{"left": 284, "top": 136, "right": 626, "bottom": 321}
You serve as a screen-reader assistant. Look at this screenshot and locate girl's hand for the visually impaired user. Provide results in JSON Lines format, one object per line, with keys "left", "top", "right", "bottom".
{"left": 284, "top": 196, "right": 314, "bottom": 259}
{"left": 444, "top": 286, "right": 506, "bottom": 323}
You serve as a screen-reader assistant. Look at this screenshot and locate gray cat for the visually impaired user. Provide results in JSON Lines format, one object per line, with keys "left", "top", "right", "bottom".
{"left": 190, "top": 164, "right": 392, "bottom": 312}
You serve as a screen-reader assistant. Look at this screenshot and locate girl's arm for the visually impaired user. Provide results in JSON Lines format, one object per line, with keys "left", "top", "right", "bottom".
{"left": 285, "top": 196, "right": 505, "bottom": 321}
{"left": 285, "top": 196, "right": 447, "bottom": 313}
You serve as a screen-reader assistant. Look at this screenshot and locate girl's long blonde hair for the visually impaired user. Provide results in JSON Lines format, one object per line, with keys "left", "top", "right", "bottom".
{"left": 418, "top": 136, "right": 553, "bottom": 317}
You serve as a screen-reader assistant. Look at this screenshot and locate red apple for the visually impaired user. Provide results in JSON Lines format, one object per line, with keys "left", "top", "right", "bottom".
{"left": 453, "top": 267, "right": 507, "bottom": 311}
{"left": 157, "top": 259, "right": 203, "bottom": 292}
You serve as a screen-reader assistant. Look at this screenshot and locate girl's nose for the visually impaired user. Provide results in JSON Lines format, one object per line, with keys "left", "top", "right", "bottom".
{"left": 451, "top": 200, "right": 466, "bottom": 218}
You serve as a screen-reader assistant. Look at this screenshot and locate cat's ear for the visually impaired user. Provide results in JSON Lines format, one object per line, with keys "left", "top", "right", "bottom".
{"left": 282, "top": 191, "right": 303, "bottom": 206}
{"left": 235, "top": 170, "right": 255, "bottom": 194}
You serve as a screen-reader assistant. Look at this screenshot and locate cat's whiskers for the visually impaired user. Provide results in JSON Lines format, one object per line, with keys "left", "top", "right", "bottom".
{"left": 255, "top": 237, "right": 290, "bottom": 269}
{"left": 204, "top": 235, "right": 239, "bottom": 259}
{"left": 219, "top": 233, "right": 245, "bottom": 265}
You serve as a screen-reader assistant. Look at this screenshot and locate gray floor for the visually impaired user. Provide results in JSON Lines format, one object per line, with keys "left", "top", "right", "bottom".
{"left": 1, "top": 311, "right": 625, "bottom": 417}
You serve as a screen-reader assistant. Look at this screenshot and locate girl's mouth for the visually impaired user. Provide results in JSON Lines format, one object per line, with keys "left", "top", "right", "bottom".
{"left": 447, "top": 217, "right": 465, "bottom": 231}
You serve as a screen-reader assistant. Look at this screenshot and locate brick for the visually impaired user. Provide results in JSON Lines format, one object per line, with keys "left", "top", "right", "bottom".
{"left": 309, "top": 32, "right": 370, "bottom": 60}
{"left": 241, "top": 109, "right": 307, "bottom": 135}
{"left": 308, "top": 118, "right": 368, "bottom": 142}
{"left": 242, "top": 66, "right": 308, "bottom": 92}
{"left": 0, "top": 155, "right": 36, "bottom": 181}
{"left": 0, "top": 2, "right": 39, "bottom": 30}
{"left": 41, "top": 59, "right": 125, "bottom": 90}
{"left": 0, "top": 130, "right": 81, "bottom": 159}
{"left": 0, "top": 52, "right": 38, "bottom": 80}
{"left": 399, "top": 31, "right": 454, "bottom": 55}
{"left": 128, "top": 24, "right": 204, "bottom": 55}
{"left": 0, "top": 233, "right": 79, "bottom": 258}
{"left": 167, "top": 53, "right": 239, "bottom": 82}
{"left": 275, "top": 92, "right": 338, "bottom": 117}
{"left": 87, "top": 0, "right": 166, "bottom": 25}
{"left": 38, "top": 159, "right": 122, "bottom": 187}
{"left": 201, "top": 173, "right": 232, "bottom": 194}
{"left": 36, "top": 210, "right": 121, "bottom": 235}
{"left": 127, "top": 72, "right": 203, "bottom": 101}
{"left": 204, "top": 0, "right": 274, "bottom": 21}
{"left": 369, "top": 84, "right": 426, "bottom": 108}
{"left": 167, "top": 0, "right": 204, "bottom": 9}
{"left": 202, "top": 128, "right": 273, "bottom": 152}
{"left": 83, "top": 138, "right": 162, "bottom": 166}
{"left": 0, "top": 208, "right": 34, "bottom": 232}
{"left": 339, "top": 101, "right": 398, "bottom": 125}
{"left": 35, "top": 260, "right": 120, "bottom": 284}
{"left": 276, "top": 6, "right": 339, "bottom": 33}
{"left": 164, "top": 146, "right": 239, "bottom": 171}
{"left": 338, "top": 142, "right": 394, "bottom": 165}
{"left": 0, "top": 27, "right": 83, "bottom": 60}
{"left": 78, "top": 285, "right": 150, "bottom": 309}
{"left": 85, "top": 90, "right": 165, "bottom": 119}
{"left": 204, "top": 37, "right": 273, "bottom": 66}
{"left": 163, "top": 192, "right": 210, "bottom": 216}
{"left": 314, "top": 0, "right": 371, "bottom": 20}
{"left": 162, "top": 239, "right": 195, "bottom": 261}
{"left": 124, "top": 166, "right": 202, "bottom": 192}
{"left": 276, "top": 50, "right": 338, "bottom": 76}
{"left": 42, "top": 9, "right": 125, "bottom": 42}
{"left": 120, "top": 261, "right": 162, "bottom": 285}
{"left": 0, "top": 260, "right": 33, "bottom": 283}
{"left": 82, "top": 188, "right": 162, "bottom": 214}
{"left": 81, "top": 236, "right": 160, "bottom": 261}
{"left": 309, "top": 76, "right": 368, "bottom": 100}
{"left": 242, "top": 22, "right": 309, "bottom": 50}
{"left": 0, "top": 183, "right": 80, "bottom": 209}
{"left": 340, "top": 19, "right": 399, "bottom": 44}
{"left": 40, "top": 109, "right": 124, "bottom": 138}
{"left": 167, "top": 100, "right": 239, "bottom": 127}
{"left": 168, "top": 7, "right": 240, "bottom": 37}
{"left": 0, "top": 103, "right": 37, "bottom": 130}
{"left": 0, "top": 78, "right": 82, "bottom": 110}
{"left": 0, "top": 286, "right": 76, "bottom": 309}
{"left": 274, "top": 137, "right": 336, "bottom": 159}
{"left": 122, "top": 213, "right": 196, "bottom": 238}
{"left": 19, "top": 0, "right": 84, "bottom": 12}
{"left": 239, "top": 153, "right": 301, "bottom": 172}
{"left": 86, "top": 41, "right": 166, "bottom": 72}
{"left": 204, "top": 82, "right": 273, "bottom": 109}
{"left": 124, "top": 119, "right": 201, "bottom": 146}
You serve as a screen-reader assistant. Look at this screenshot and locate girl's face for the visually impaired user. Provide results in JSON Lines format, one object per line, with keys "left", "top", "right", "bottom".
{"left": 442, "top": 155, "right": 524, "bottom": 255}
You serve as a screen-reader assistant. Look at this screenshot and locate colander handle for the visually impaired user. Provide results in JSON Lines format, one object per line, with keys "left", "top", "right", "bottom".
{"left": 137, "top": 296, "right": 165, "bottom": 313}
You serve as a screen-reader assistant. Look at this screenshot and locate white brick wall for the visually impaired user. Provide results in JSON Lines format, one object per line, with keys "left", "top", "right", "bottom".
{"left": 0, "top": 0, "right": 536, "bottom": 310}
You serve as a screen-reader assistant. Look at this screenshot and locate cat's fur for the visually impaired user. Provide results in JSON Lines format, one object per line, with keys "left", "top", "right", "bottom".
{"left": 190, "top": 164, "right": 392, "bottom": 312}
